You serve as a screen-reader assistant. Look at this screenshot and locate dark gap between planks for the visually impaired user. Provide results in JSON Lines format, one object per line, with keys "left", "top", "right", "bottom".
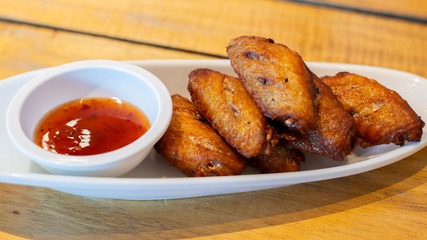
{"left": 278, "top": 0, "right": 427, "bottom": 24}
{"left": 0, "top": 17, "right": 228, "bottom": 59}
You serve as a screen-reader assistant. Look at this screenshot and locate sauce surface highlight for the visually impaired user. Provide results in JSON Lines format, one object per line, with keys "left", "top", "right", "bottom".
{"left": 34, "top": 97, "right": 150, "bottom": 155}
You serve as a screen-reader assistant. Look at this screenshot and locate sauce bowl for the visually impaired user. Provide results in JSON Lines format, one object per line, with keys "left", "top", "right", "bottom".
{"left": 6, "top": 60, "right": 172, "bottom": 177}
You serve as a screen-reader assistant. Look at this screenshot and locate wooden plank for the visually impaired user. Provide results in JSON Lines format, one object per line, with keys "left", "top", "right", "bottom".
{"left": 304, "top": 0, "right": 427, "bottom": 19}
{"left": 0, "top": 22, "right": 211, "bottom": 79}
{"left": 0, "top": 0, "right": 426, "bottom": 78}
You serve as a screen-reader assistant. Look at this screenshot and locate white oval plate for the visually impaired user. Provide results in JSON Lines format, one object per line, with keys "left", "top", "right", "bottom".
{"left": 1, "top": 60, "right": 426, "bottom": 200}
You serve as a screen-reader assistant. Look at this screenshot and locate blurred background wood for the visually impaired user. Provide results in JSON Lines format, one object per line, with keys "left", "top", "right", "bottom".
{"left": 0, "top": 0, "right": 426, "bottom": 239}
{"left": 0, "top": 0, "right": 426, "bottom": 78}
{"left": 302, "top": 0, "right": 427, "bottom": 18}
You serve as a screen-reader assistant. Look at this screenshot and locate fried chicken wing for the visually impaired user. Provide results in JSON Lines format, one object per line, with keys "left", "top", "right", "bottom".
{"left": 285, "top": 75, "right": 357, "bottom": 160}
{"left": 226, "top": 35, "right": 318, "bottom": 133}
{"left": 188, "top": 68, "right": 276, "bottom": 158}
{"left": 154, "top": 94, "right": 246, "bottom": 177}
{"left": 247, "top": 141, "right": 304, "bottom": 173}
{"left": 321, "top": 72, "right": 424, "bottom": 147}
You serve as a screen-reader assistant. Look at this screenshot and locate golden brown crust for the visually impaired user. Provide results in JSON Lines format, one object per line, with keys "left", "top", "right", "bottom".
{"left": 321, "top": 72, "right": 424, "bottom": 147}
{"left": 188, "top": 68, "right": 276, "bottom": 158}
{"left": 285, "top": 75, "right": 357, "bottom": 160}
{"left": 154, "top": 94, "right": 246, "bottom": 177}
{"left": 247, "top": 141, "right": 304, "bottom": 173}
{"left": 226, "top": 35, "right": 318, "bottom": 133}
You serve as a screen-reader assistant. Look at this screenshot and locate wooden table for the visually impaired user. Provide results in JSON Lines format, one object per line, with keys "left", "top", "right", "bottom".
{"left": 1, "top": 0, "right": 426, "bottom": 239}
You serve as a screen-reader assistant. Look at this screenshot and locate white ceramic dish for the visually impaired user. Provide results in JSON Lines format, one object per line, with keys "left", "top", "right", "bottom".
{"left": 6, "top": 60, "right": 172, "bottom": 177}
{"left": 1, "top": 60, "right": 426, "bottom": 200}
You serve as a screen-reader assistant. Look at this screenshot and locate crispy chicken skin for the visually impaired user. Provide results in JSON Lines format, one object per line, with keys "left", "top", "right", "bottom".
{"left": 154, "top": 94, "right": 246, "bottom": 177}
{"left": 286, "top": 75, "right": 357, "bottom": 160}
{"left": 188, "top": 68, "right": 276, "bottom": 158}
{"left": 321, "top": 72, "right": 424, "bottom": 147}
{"left": 247, "top": 141, "right": 304, "bottom": 173}
{"left": 226, "top": 35, "right": 318, "bottom": 133}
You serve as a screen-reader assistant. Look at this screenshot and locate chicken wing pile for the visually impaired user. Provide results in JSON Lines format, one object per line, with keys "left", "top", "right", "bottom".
{"left": 155, "top": 35, "right": 425, "bottom": 177}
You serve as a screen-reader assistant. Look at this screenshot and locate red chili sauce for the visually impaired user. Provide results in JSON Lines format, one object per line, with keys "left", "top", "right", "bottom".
{"left": 34, "top": 97, "right": 150, "bottom": 155}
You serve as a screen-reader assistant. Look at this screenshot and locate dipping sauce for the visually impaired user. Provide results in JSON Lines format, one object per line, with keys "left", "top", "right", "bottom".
{"left": 34, "top": 97, "right": 150, "bottom": 155}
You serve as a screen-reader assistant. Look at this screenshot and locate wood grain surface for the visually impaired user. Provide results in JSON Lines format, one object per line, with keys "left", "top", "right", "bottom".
{"left": 302, "top": 0, "right": 427, "bottom": 19}
{"left": 0, "top": 0, "right": 426, "bottom": 239}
